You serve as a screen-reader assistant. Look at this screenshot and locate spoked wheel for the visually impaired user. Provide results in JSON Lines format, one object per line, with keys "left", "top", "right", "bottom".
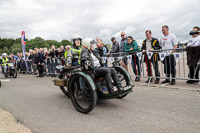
{"left": 60, "top": 86, "right": 70, "bottom": 98}
{"left": 12, "top": 69, "right": 17, "bottom": 78}
{"left": 58, "top": 73, "right": 70, "bottom": 98}
{"left": 68, "top": 74, "right": 97, "bottom": 114}
{"left": 115, "top": 67, "right": 130, "bottom": 99}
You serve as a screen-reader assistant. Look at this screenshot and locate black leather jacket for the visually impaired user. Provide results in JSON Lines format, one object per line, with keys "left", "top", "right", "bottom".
{"left": 81, "top": 48, "right": 104, "bottom": 67}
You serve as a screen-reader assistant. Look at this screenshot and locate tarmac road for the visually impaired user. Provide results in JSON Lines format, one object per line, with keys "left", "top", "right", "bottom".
{"left": 0, "top": 74, "right": 200, "bottom": 133}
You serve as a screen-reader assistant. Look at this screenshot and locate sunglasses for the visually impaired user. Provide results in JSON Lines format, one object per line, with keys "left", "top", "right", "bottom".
{"left": 121, "top": 34, "right": 125, "bottom": 37}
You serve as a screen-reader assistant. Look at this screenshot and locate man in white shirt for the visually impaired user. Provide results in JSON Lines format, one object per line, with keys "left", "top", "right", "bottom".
{"left": 160, "top": 25, "right": 178, "bottom": 85}
{"left": 186, "top": 26, "right": 200, "bottom": 84}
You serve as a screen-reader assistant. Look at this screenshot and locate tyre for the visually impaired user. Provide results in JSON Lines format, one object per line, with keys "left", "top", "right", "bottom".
{"left": 12, "top": 69, "right": 17, "bottom": 78}
{"left": 60, "top": 86, "right": 70, "bottom": 98}
{"left": 115, "top": 67, "right": 130, "bottom": 99}
{"left": 68, "top": 74, "right": 97, "bottom": 114}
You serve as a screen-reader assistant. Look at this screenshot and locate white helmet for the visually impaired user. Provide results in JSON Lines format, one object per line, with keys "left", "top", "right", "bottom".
{"left": 82, "top": 38, "right": 96, "bottom": 50}
{"left": 71, "top": 34, "right": 82, "bottom": 45}
{"left": 2, "top": 53, "right": 7, "bottom": 57}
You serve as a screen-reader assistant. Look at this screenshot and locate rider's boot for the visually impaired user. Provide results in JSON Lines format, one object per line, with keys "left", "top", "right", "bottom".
{"left": 108, "top": 88, "right": 118, "bottom": 95}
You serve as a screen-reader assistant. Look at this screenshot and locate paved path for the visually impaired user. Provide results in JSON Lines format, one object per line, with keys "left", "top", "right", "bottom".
{"left": 0, "top": 74, "right": 200, "bottom": 133}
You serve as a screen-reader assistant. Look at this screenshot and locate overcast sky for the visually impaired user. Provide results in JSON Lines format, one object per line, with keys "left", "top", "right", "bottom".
{"left": 0, "top": 0, "right": 199, "bottom": 45}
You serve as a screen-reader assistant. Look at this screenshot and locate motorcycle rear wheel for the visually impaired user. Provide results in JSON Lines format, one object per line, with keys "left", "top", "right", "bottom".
{"left": 58, "top": 73, "right": 70, "bottom": 98}
{"left": 115, "top": 67, "right": 130, "bottom": 99}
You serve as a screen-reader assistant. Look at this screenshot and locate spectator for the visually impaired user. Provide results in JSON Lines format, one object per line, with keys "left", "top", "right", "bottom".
{"left": 64, "top": 45, "right": 71, "bottom": 59}
{"left": 160, "top": 25, "right": 178, "bottom": 85}
{"left": 20, "top": 53, "right": 26, "bottom": 74}
{"left": 32, "top": 50, "right": 38, "bottom": 75}
{"left": 107, "top": 37, "right": 120, "bottom": 62}
{"left": 28, "top": 50, "right": 34, "bottom": 74}
{"left": 120, "top": 32, "right": 129, "bottom": 71}
{"left": 109, "top": 37, "right": 120, "bottom": 54}
{"left": 35, "top": 49, "right": 44, "bottom": 77}
{"left": 49, "top": 45, "right": 56, "bottom": 77}
{"left": 186, "top": 26, "right": 200, "bottom": 84}
{"left": 142, "top": 30, "right": 161, "bottom": 84}
{"left": 16, "top": 53, "right": 21, "bottom": 72}
{"left": 120, "top": 32, "right": 127, "bottom": 52}
{"left": 124, "top": 36, "right": 141, "bottom": 81}
{"left": 96, "top": 38, "right": 109, "bottom": 56}
{"left": 96, "top": 38, "right": 109, "bottom": 67}
{"left": 44, "top": 50, "right": 51, "bottom": 76}
{"left": 10, "top": 54, "right": 19, "bottom": 67}
{"left": 25, "top": 52, "right": 31, "bottom": 74}
{"left": 60, "top": 46, "right": 65, "bottom": 66}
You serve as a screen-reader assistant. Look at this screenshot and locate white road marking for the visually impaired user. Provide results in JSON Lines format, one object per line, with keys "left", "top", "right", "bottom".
{"left": 0, "top": 79, "right": 10, "bottom": 82}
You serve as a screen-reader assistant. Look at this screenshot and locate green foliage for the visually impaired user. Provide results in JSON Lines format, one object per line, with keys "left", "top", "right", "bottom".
{"left": 0, "top": 37, "right": 72, "bottom": 55}
{"left": 0, "top": 47, "right": 10, "bottom": 55}
{"left": 61, "top": 40, "right": 72, "bottom": 47}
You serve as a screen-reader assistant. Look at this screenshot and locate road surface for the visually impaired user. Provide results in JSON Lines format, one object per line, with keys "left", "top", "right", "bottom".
{"left": 0, "top": 74, "right": 200, "bottom": 133}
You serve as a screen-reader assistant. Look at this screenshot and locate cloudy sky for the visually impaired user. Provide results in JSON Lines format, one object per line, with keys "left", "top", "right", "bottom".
{"left": 0, "top": 0, "right": 199, "bottom": 45}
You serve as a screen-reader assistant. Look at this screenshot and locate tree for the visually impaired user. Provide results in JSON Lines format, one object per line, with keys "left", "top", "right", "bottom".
{"left": 61, "top": 40, "right": 72, "bottom": 47}
{"left": 0, "top": 37, "right": 71, "bottom": 55}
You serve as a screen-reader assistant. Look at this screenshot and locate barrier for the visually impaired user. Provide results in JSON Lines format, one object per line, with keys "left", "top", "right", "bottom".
{"left": 105, "top": 48, "right": 200, "bottom": 84}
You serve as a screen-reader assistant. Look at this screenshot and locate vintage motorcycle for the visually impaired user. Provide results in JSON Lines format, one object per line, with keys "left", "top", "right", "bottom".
{"left": 53, "top": 59, "right": 133, "bottom": 114}
{"left": 1, "top": 61, "right": 17, "bottom": 78}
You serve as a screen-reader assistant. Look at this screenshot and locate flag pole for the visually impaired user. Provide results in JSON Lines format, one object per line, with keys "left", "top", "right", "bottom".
{"left": 21, "top": 31, "right": 29, "bottom": 72}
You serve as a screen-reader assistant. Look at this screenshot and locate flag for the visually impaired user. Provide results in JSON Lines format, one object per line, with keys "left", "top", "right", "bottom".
{"left": 147, "top": 52, "right": 153, "bottom": 60}
{"left": 21, "top": 31, "right": 29, "bottom": 71}
{"left": 127, "top": 55, "right": 132, "bottom": 61}
{"left": 174, "top": 53, "right": 181, "bottom": 60}
{"left": 110, "top": 57, "right": 114, "bottom": 63}
{"left": 159, "top": 52, "right": 166, "bottom": 61}
{"left": 137, "top": 52, "right": 142, "bottom": 60}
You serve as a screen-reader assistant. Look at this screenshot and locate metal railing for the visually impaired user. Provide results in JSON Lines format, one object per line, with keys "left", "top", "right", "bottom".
{"left": 1, "top": 48, "right": 199, "bottom": 85}
{"left": 104, "top": 48, "right": 200, "bottom": 84}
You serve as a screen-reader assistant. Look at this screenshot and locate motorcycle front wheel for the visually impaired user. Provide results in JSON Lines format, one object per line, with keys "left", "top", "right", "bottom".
{"left": 68, "top": 74, "right": 97, "bottom": 114}
{"left": 12, "top": 69, "right": 17, "bottom": 78}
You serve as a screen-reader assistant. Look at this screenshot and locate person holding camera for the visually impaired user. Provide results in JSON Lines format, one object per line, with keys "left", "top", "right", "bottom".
{"left": 186, "top": 26, "right": 200, "bottom": 84}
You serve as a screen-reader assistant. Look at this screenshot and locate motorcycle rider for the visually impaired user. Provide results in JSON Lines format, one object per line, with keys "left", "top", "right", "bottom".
{"left": 81, "top": 38, "right": 123, "bottom": 94}
{"left": 66, "top": 35, "right": 84, "bottom": 89}
{"left": 66, "top": 35, "right": 82, "bottom": 67}
{"left": 2, "top": 53, "right": 10, "bottom": 74}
